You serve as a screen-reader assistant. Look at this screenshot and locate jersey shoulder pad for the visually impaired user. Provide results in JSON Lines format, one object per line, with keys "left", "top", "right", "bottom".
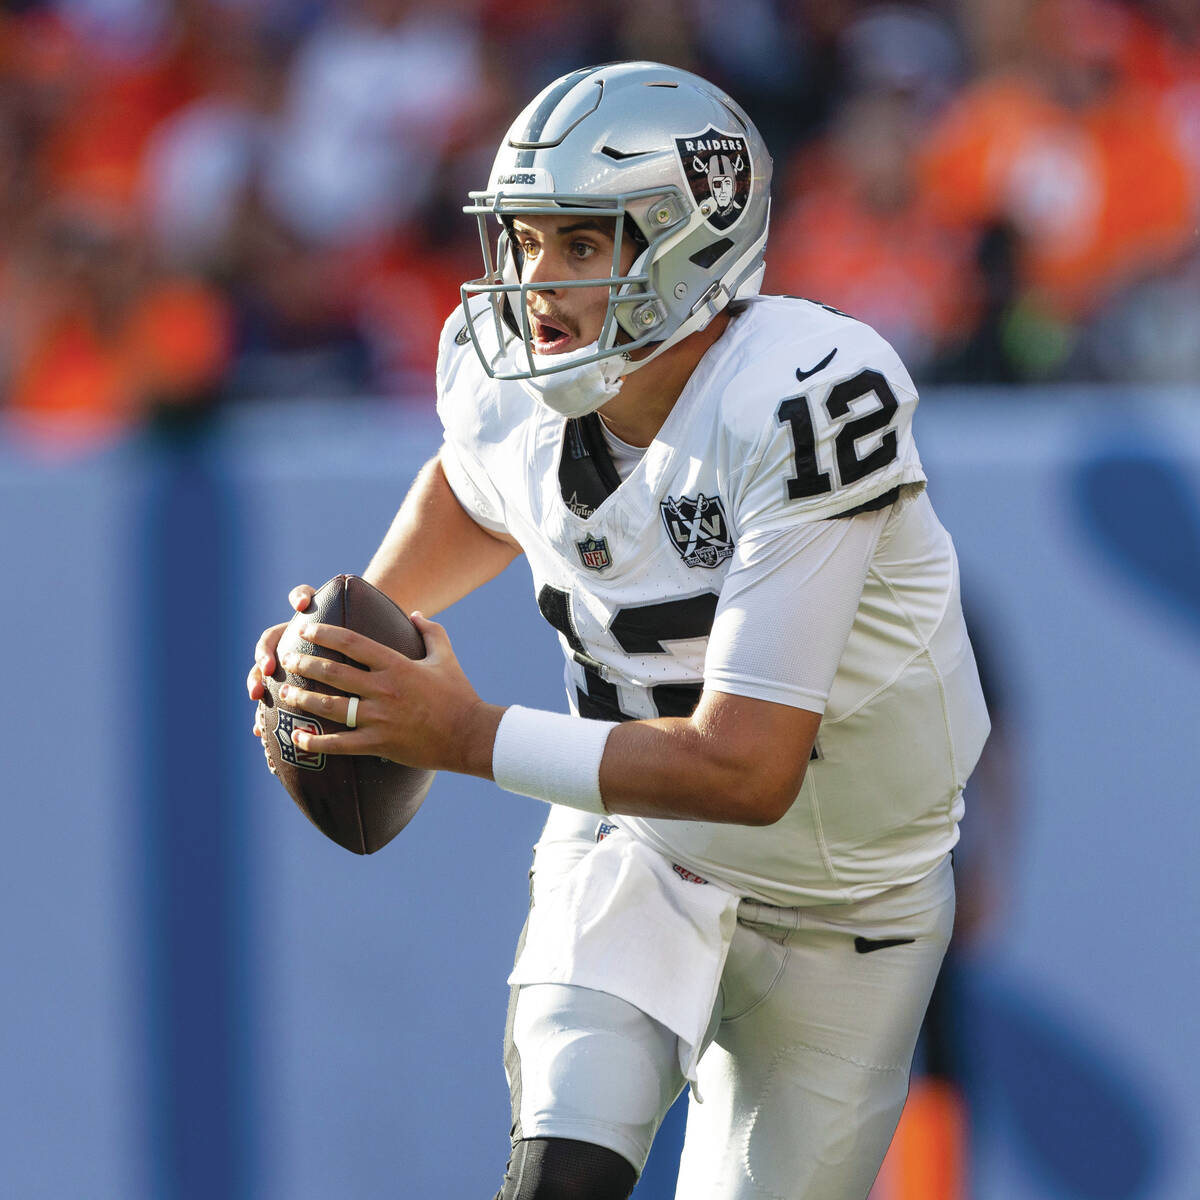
{"left": 434, "top": 300, "right": 487, "bottom": 405}
{"left": 435, "top": 300, "right": 522, "bottom": 451}
{"left": 716, "top": 296, "right": 926, "bottom": 530}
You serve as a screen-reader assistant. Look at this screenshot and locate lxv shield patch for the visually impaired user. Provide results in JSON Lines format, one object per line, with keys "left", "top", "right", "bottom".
{"left": 661, "top": 493, "right": 734, "bottom": 569}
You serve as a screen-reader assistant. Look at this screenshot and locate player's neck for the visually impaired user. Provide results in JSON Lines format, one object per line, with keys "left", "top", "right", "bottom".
{"left": 598, "top": 312, "right": 731, "bottom": 447}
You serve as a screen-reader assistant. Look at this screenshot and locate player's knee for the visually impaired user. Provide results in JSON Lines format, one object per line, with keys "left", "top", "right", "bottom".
{"left": 540, "top": 1025, "right": 666, "bottom": 1129}
{"left": 512, "top": 985, "right": 675, "bottom": 1133}
{"left": 494, "top": 1137, "right": 637, "bottom": 1200}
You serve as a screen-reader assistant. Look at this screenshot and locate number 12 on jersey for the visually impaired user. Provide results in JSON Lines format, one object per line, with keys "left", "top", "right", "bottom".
{"left": 777, "top": 368, "right": 899, "bottom": 500}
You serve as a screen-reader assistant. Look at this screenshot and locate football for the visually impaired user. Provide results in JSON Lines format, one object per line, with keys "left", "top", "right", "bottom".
{"left": 258, "top": 574, "right": 435, "bottom": 854}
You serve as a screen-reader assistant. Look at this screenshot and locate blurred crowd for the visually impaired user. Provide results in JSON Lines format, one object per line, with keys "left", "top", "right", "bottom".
{"left": 0, "top": 0, "right": 1196, "bottom": 448}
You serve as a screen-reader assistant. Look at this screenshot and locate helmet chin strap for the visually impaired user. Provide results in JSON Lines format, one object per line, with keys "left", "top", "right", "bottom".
{"left": 514, "top": 342, "right": 633, "bottom": 419}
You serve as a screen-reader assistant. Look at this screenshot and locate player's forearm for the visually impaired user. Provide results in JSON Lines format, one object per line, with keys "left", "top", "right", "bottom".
{"left": 484, "top": 690, "right": 819, "bottom": 827}
{"left": 597, "top": 713, "right": 803, "bottom": 826}
{"left": 363, "top": 456, "right": 521, "bottom": 616}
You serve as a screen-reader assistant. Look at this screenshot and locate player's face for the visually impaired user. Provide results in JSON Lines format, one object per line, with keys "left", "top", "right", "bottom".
{"left": 511, "top": 216, "right": 636, "bottom": 355}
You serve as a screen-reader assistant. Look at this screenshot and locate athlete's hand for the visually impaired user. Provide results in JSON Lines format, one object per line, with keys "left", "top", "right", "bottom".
{"left": 272, "top": 613, "right": 503, "bottom": 779}
{"left": 248, "top": 585, "right": 316, "bottom": 739}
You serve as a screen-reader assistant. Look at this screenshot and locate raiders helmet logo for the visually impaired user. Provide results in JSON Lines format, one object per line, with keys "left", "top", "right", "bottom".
{"left": 661, "top": 493, "right": 734, "bottom": 568}
{"left": 674, "top": 127, "right": 752, "bottom": 232}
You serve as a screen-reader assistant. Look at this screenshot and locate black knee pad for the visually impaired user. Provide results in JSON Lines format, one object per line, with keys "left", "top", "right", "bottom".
{"left": 493, "top": 1136, "right": 638, "bottom": 1200}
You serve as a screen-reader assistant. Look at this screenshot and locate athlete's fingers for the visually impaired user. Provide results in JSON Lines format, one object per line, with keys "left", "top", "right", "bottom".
{"left": 247, "top": 663, "right": 265, "bottom": 701}
{"left": 290, "top": 724, "right": 367, "bottom": 758}
{"left": 280, "top": 651, "right": 366, "bottom": 693}
{"left": 297, "top": 622, "right": 396, "bottom": 670}
{"left": 254, "top": 620, "right": 290, "bottom": 680}
{"left": 278, "top": 682, "right": 359, "bottom": 728}
{"left": 289, "top": 585, "right": 316, "bottom": 613}
{"left": 252, "top": 586, "right": 313, "bottom": 685}
{"left": 409, "top": 611, "right": 451, "bottom": 658}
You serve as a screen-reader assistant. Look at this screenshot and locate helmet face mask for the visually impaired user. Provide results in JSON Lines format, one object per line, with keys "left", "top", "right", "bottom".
{"left": 459, "top": 62, "right": 772, "bottom": 384}
{"left": 461, "top": 190, "right": 669, "bottom": 380}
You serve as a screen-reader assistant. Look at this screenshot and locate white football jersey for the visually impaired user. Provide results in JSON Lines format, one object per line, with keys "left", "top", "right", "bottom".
{"left": 438, "top": 295, "right": 990, "bottom": 905}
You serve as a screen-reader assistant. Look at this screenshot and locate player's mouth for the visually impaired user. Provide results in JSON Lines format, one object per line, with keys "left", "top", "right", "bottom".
{"left": 529, "top": 312, "right": 578, "bottom": 354}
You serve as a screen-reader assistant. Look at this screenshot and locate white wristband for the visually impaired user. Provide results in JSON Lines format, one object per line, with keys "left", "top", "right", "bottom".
{"left": 492, "top": 705, "right": 616, "bottom": 814}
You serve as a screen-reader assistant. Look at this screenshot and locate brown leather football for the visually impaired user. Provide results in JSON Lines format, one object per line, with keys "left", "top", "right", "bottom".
{"left": 258, "top": 574, "right": 435, "bottom": 854}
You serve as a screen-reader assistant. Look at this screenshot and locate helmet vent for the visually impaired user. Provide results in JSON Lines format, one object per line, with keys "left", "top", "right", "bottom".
{"left": 600, "top": 145, "right": 655, "bottom": 161}
{"left": 647, "top": 81, "right": 680, "bottom": 88}
{"left": 689, "top": 238, "right": 734, "bottom": 270}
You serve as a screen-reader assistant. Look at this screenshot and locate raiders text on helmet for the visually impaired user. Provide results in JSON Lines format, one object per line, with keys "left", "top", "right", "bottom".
{"left": 460, "top": 61, "right": 773, "bottom": 386}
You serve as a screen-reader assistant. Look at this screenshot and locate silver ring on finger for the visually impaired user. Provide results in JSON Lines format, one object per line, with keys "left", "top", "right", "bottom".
{"left": 345, "top": 696, "right": 360, "bottom": 729}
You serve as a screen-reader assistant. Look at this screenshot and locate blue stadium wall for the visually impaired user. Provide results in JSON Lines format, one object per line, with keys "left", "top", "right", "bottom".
{"left": 2, "top": 390, "right": 1197, "bottom": 1200}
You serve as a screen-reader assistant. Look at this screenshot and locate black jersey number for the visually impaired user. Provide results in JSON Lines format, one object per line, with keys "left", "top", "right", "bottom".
{"left": 777, "top": 368, "right": 899, "bottom": 500}
{"left": 537, "top": 585, "right": 718, "bottom": 722}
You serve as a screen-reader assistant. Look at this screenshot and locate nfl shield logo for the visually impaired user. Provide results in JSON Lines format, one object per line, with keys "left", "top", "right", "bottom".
{"left": 661, "top": 492, "right": 734, "bottom": 568}
{"left": 275, "top": 709, "right": 325, "bottom": 770}
{"left": 577, "top": 534, "right": 612, "bottom": 571}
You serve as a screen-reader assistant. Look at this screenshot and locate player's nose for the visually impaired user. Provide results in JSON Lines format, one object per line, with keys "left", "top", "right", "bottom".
{"left": 523, "top": 250, "right": 561, "bottom": 294}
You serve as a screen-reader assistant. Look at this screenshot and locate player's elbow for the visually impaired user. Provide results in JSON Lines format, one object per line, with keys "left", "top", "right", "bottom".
{"left": 742, "top": 775, "right": 804, "bottom": 825}
{"left": 706, "top": 757, "right": 806, "bottom": 826}
{"left": 689, "top": 700, "right": 815, "bottom": 825}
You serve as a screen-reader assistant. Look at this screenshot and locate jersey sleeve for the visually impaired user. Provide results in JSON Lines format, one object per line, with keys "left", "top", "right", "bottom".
{"left": 434, "top": 303, "right": 513, "bottom": 535}
{"left": 704, "top": 505, "right": 889, "bottom": 713}
{"left": 438, "top": 441, "right": 508, "bottom": 533}
{"left": 727, "top": 318, "right": 926, "bottom": 537}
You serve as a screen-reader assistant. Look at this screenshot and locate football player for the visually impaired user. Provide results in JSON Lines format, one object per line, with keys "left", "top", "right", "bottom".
{"left": 249, "top": 61, "right": 990, "bottom": 1200}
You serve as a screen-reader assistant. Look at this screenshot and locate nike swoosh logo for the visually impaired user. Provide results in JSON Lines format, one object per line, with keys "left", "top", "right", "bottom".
{"left": 795, "top": 348, "right": 837, "bottom": 382}
{"left": 454, "top": 325, "right": 470, "bottom": 346}
{"left": 854, "top": 936, "right": 916, "bottom": 954}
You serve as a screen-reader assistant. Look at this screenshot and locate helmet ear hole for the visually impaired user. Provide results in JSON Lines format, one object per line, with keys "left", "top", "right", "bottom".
{"left": 689, "top": 238, "right": 733, "bottom": 271}
{"left": 495, "top": 228, "right": 523, "bottom": 339}
{"left": 500, "top": 221, "right": 525, "bottom": 278}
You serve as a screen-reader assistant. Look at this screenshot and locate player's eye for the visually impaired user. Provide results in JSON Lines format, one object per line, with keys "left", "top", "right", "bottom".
{"left": 570, "top": 240, "right": 597, "bottom": 260}
{"left": 520, "top": 240, "right": 540, "bottom": 258}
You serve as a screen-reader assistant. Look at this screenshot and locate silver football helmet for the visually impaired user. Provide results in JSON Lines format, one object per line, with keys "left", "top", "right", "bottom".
{"left": 461, "top": 61, "right": 772, "bottom": 388}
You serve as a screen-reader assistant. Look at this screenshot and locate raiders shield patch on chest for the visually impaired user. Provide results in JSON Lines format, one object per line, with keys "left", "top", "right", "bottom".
{"left": 675, "top": 127, "right": 752, "bottom": 232}
{"left": 661, "top": 493, "right": 734, "bottom": 568}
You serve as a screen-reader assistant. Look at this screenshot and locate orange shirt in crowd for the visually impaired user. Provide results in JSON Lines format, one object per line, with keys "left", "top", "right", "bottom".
{"left": 3, "top": 7, "right": 204, "bottom": 209}
{"left": 766, "top": 174, "right": 980, "bottom": 364}
{"left": 919, "top": 72, "right": 1196, "bottom": 317}
{"left": 6, "top": 280, "right": 232, "bottom": 442}
{"left": 356, "top": 231, "right": 484, "bottom": 385}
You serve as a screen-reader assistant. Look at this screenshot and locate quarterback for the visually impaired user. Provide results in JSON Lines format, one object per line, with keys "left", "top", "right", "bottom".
{"left": 249, "top": 62, "right": 990, "bottom": 1200}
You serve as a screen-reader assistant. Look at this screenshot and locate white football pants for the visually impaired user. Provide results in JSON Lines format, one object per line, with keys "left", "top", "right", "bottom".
{"left": 505, "top": 854, "right": 954, "bottom": 1200}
